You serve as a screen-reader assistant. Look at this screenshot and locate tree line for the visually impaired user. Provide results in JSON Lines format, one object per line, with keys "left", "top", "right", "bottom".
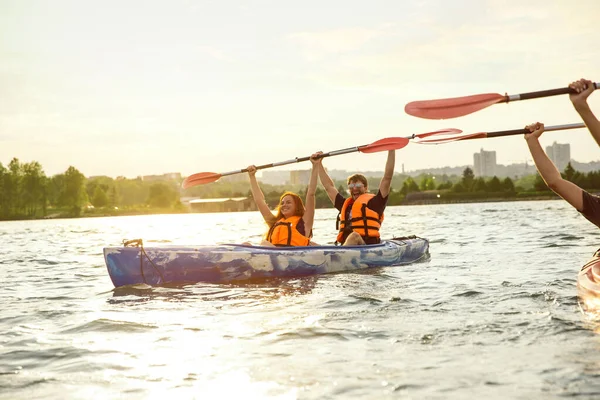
{"left": 0, "top": 158, "right": 183, "bottom": 220}
{"left": 3, "top": 157, "right": 599, "bottom": 220}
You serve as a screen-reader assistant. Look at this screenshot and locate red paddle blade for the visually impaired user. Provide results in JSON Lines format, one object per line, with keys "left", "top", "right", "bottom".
{"left": 182, "top": 172, "right": 222, "bottom": 189}
{"left": 359, "top": 137, "right": 410, "bottom": 153}
{"left": 414, "top": 128, "right": 462, "bottom": 139}
{"left": 415, "top": 132, "right": 488, "bottom": 144}
{"left": 405, "top": 93, "right": 506, "bottom": 120}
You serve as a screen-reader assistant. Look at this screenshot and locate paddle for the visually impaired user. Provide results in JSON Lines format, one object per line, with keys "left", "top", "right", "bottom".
{"left": 181, "top": 129, "right": 462, "bottom": 188}
{"left": 415, "top": 123, "right": 586, "bottom": 144}
{"left": 405, "top": 83, "right": 599, "bottom": 120}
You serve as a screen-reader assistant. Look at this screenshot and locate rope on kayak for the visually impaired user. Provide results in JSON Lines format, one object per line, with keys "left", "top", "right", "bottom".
{"left": 390, "top": 235, "right": 417, "bottom": 240}
{"left": 123, "top": 238, "right": 165, "bottom": 285}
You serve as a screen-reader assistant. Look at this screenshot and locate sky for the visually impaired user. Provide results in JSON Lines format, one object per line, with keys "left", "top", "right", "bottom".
{"left": 1, "top": 0, "right": 599, "bottom": 178}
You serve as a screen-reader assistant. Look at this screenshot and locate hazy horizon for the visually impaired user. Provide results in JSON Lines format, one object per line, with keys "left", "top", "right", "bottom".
{"left": 2, "top": 0, "right": 599, "bottom": 178}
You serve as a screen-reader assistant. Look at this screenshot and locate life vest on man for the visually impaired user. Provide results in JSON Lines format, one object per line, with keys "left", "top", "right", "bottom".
{"left": 336, "top": 194, "right": 384, "bottom": 244}
{"left": 265, "top": 216, "right": 311, "bottom": 246}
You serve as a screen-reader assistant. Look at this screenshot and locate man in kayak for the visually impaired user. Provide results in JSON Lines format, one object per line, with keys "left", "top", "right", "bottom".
{"left": 246, "top": 154, "right": 320, "bottom": 246}
{"left": 312, "top": 150, "right": 395, "bottom": 245}
{"left": 525, "top": 78, "right": 600, "bottom": 227}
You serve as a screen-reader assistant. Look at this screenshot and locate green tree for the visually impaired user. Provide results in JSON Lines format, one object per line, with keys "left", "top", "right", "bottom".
{"left": 6, "top": 158, "right": 23, "bottom": 216}
{"left": 115, "top": 178, "right": 147, "bottom": 206}
{"left": 147, "top": 182, "right": 178, "bottom": 208}
{"left": 315, "top": 187, "right": 332, "bottom": 208}
{"left": 588, "top": 171, "right": 600, "bottom": 189}
{"left": 400, "top": 177, "right": 420, "bottom": 195}
{"left": 22, "top": 161, "right": 46, "bottom": 217}
{"left": 0, "top": 162, "right": 7, "bottom": 218}
{"left": 419, "top": 176, "right": 436, "bottom": 191}
{"left": 473, "top": 177, "right": 487, "bottom": 192}
{"left": 436, "top": 181, "right": 453, "bottom": 190}
{"left": 487, "top": 176, "right": 502, "bottom": 192}
{"left": 461, "top": 167, "right": 475, "bottom": 191}
{"left": 92, "top": 186, "right": 109, "bottom": 207}
{"left": 563, "top": 162, "right": 575, "bottom": 181}
{"left": 48, "top": 174, "right": 65, "bottom": 207}
{"left": 60, "top": 166, "right": 88, "bottom": 216}
{"left": 502, "top": 177, "right": 516, "bottom": 193}
{"left": 109, "top": 186, "right": 118, "bottom": 207}
{"left": 388, "top": 188, "right": 404, "bottom": 205}
{"left": 452, "top": 182, "right": 466, "bottom": 193}
{"left": 534, "top": 173, "right": 549, "bottom": 191}
{"left": 514, "top": 174, "right": 536, "bottom": 191}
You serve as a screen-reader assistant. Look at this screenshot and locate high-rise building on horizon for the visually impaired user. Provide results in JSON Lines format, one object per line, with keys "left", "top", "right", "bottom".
{"left": 289, "top": 169, "right": 311, "bottom": 185}
{"left": 473, "top": 148, "right": 497, "bottom": 177}
{"left": 546, "top": 141, "right": 571, "bottom": 172}
{"left": 261, "top": 170, "right": 290, "bottom": 185}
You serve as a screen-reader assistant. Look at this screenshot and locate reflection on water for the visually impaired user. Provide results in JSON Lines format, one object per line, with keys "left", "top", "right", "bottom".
{"left": 109, "top": 276, "right": 320, "bottom": 305}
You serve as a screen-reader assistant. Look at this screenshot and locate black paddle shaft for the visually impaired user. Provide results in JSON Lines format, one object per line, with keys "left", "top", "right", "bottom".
{"left": 486, "top": 123, "right": 585, "bottom": 138}
{"left": 502, "top": 82, "right": 599, "bottom": 103}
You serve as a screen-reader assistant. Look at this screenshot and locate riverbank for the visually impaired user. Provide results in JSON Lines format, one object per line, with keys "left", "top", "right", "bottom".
{"left": 0, "top": 193, "right": 566, "bottom": 222}
{"left": 1, "top": 206, "right": 187, "bottom": 222}
{"left": 402, "top": 193, "right": 561, "bottom": 206}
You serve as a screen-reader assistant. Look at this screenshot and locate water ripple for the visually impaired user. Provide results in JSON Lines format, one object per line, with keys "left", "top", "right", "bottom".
{"left": 1, "top": 203, "right": 600, "bottom": 399}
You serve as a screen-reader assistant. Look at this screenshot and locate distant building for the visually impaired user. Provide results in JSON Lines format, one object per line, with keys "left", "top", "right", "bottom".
{"left": 546, "top": 142, "right": 571, "bottom": 172}
{"left": 290, "top": 169, "right": 311, "bottom": 185}
{"left": 187, "top": 197, "right": 254, "bottom": 213}
{"left": 473, "top": 148, "right": 497, "bottom": 177}
{"left": 261, "top": 168, "right": 334, "bottom": 185}
{"left": 261, "top": 170, "right": 290, "bottom": 185}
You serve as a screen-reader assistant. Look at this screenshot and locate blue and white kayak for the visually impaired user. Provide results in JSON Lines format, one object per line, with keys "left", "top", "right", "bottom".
{"left": 103, "top": 236, "right": 430, "bottom": 287}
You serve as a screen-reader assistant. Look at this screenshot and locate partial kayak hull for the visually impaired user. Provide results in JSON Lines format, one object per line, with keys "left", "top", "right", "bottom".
{"left": 577, "top": 253, "right": 600, "bottom": 314}
{"left": 103, "top": 237, "right": 430, "bottom": 287}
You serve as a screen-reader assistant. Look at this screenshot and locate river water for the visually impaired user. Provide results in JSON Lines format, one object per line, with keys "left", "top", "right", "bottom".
{"left": 1, "top": 200, "right": 600, "bottom": 399}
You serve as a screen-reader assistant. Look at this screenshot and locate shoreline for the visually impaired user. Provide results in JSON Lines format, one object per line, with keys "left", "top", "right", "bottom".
{"left": 0, "top": 194, "right": 563, "bottom": 222}
{"left": 402, "top": 194, "right": 560, "bottom": 206}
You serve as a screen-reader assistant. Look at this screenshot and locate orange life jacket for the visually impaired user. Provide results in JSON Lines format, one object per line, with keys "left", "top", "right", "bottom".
{"left": 266, "top": 216, "right": 311, "bottom": 247}
{"left": 336, "top": 194, "right": 384, "bottom": 243}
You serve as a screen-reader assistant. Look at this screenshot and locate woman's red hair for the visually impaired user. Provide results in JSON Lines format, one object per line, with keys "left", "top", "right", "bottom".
{"left": 275, "top": 191, "right": 305, "bottom": 221}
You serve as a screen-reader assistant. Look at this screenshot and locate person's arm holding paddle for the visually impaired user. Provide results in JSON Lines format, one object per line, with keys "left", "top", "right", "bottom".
{"left": 247, "top": 165, "right": 277, "bottom": 226}
{"left": 302, "top": 155, "right": 320, "bottom": 238}
{"left": 378, "top": 150, "right": 395, "bottom": 198}
{"left": 524, "top": 122, "right": 583, "bottom": 210}
{"left": 312, "top": 151, "right": 339, "bottom": 204}
{"left": 569, "top": 78, "right": 599, "bottom": 147}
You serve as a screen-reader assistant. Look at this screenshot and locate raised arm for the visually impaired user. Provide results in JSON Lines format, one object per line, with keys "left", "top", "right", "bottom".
{"left": 569, "top": 78, "right": 600, "bottom": 147}
{"left": 524, "top": 122, "right": 583, "bottom": 211}
{"left": 302, "top": 156, "right": 320, "bottom": 235}
{"left": 378, "top": 150, "right": 395, "bottom": 198}
{"left": 313, "top": 151, "right": 339, "bottom": 204}
{"left": 247, "top": 165, "right": 277, "bottom": 226}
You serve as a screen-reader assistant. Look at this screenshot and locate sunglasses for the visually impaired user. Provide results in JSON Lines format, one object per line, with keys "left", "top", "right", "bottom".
{"left": 348, "top": 182, "right": 365, "bottom": 189}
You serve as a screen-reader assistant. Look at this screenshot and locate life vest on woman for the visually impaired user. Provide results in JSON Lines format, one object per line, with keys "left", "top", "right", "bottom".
{"left": 336, "top": 194, "right": 384, "bottom": 243}
{"left": 265, "top": 216, "right": 311, "bottom": 246}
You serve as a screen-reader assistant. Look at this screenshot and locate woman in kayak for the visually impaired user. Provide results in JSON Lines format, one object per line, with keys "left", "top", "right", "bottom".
{"left": 525, "top": 78, "right": 600, "bottom": 227}
{"left": 246, "top": 154, "right": 320, "bottom": 246}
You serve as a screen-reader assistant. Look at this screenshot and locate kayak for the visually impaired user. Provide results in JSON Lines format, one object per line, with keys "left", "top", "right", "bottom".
{"left": 103, "top": 236, "right": 430, "bottom": 287}
{"left": 578, "top": 252, "right": 600, "bottom": 314}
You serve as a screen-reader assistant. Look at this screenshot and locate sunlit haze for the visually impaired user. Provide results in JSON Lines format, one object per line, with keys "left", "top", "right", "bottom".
{"left": 1, "top": 0, "right": 599, "bottom": 178}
